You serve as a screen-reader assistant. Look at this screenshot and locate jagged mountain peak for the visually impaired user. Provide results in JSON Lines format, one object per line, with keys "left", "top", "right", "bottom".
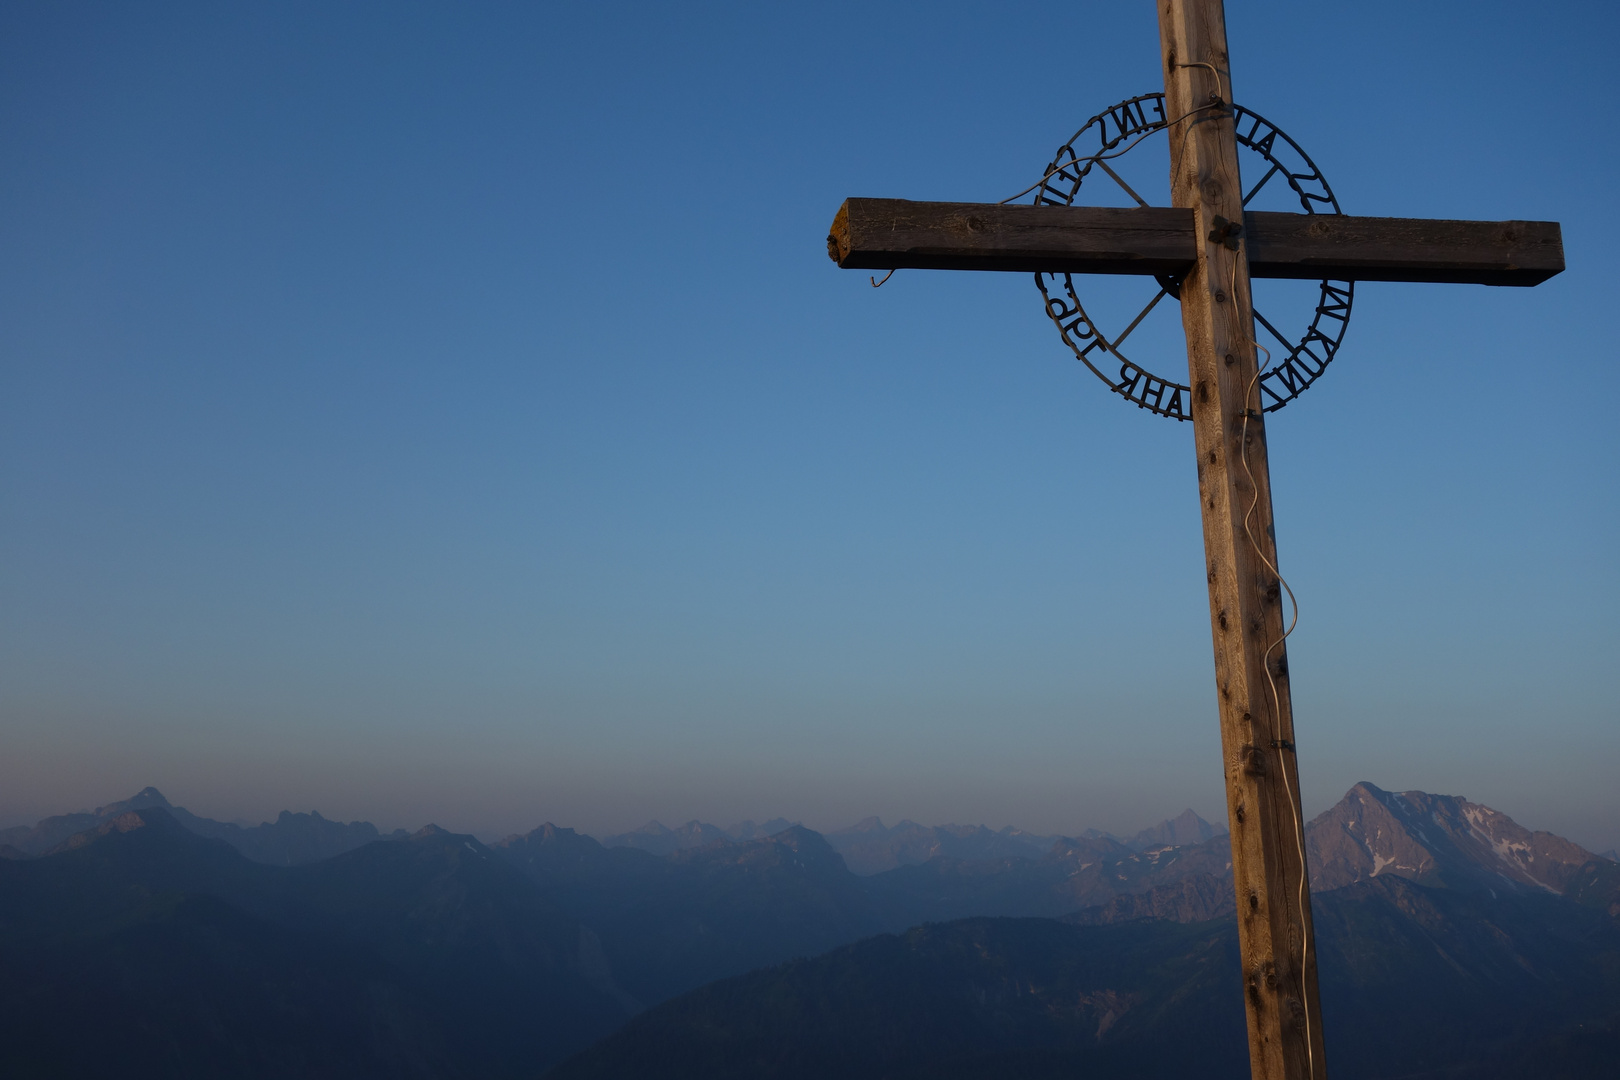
{"left": 0, "top": 788, "right": 392, "bottom": 866}
{"left": 527, "top": 822, "right": 591, "bottom": 845}
{"left": 1306, "top": 782, "right": 1599, "bottom": 895}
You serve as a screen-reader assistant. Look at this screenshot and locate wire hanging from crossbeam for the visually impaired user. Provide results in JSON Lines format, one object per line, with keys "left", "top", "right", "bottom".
{"left": 875, "top": 96, "right": 1230, "bottom": 290}
{"left": 997, "top": 97, "right": 1227, "bottom": 206}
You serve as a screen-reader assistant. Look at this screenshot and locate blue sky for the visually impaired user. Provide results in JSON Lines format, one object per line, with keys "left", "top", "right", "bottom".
{"left": 2, "top": 1, "right": 1615, "bottom": 849}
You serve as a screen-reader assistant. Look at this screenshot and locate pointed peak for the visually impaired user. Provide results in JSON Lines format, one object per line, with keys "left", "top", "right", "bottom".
{"left": 411, "top": 824, "right": 451, "bottom": 840}
{"left": 95, "top": 787, "right": 173, "bottom": 816}
{"left": 1132, "top": 809, "right": 1224, "bottom": 849}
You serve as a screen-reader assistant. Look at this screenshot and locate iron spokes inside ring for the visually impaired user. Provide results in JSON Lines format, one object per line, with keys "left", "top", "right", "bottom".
{"left": 1032, "top": 92, "right": 1354, "bottom": 419}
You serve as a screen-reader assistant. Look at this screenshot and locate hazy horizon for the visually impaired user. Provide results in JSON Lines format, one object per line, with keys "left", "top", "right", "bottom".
{"left": 11, "top": 775, "right": 1619, "bottom": 859}
{"left": 3, "top": 3, "right": 1615, "bottom": 857}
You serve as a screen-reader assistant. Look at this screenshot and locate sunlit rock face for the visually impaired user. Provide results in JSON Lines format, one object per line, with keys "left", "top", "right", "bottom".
{"left": 1305, "top": 781, "right": 1598, "bottom": 894}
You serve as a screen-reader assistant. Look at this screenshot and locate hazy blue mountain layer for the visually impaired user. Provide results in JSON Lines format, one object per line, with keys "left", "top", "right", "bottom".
{"left": 0, "top": 786, "right": 404, "bottom": 865}
{"left": 0, "top": 808, "right": 631, "bottom": 1078}
{"left": 820, "top": 808, "right": 1225, "bottom": 875}
{"left": 1, "top": 784, "right": 1613, "bottom": 1078}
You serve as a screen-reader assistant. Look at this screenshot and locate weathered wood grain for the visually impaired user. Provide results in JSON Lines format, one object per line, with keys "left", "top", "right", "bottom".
{"left": 827, "top": 198, "right": 1564, "bottom": 286}
{"left": 827, "top": 200, "right": 1195, "bottom": 275}
{"left": 1161, "top": 1, "right": 1325, "bottom": 1078}
{"left": 1244, "top": 211, "right": 1562, "bottom": 285}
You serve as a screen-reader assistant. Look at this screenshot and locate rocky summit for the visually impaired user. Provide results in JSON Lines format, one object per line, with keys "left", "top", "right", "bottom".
{"left": 1305, "top": 781, "right": 1599, "bottom": 894}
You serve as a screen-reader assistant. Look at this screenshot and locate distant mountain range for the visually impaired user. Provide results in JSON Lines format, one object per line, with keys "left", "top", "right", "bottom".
{"left": 600, "top": 807, "right": 1226, "bottom": 875}
{"left": 1, "top": 790, "right": 1224, "bottom": 875}
{"left": 598, "top": 817, "right": 801, "bottom": 857}
{"left": 1, "top": 783, "right": 1613, "bottom": 1078}
{"left": 0, "top": 787, "right": 405, "bottom": 865}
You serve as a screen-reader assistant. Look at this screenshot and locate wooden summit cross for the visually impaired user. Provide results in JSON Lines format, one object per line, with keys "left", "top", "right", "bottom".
{"left": 824, "top": 3, "right": 1563, "bottom": 1079}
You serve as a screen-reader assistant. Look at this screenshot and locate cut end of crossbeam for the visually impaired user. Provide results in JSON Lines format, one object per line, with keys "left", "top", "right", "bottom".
{"left": 827, "top": 201, "right": 852, "bottom": 266}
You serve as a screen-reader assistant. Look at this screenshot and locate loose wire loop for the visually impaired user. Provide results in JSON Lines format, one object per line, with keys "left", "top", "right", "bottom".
{"left": 1230, "top": 254, "right": 1316, "bottom": 1080}
{"left": 902, "top": 67, "right": 1230, "bottom": 295}
{"left": 998, "top": 98, "right": 1226, "bottom": 207}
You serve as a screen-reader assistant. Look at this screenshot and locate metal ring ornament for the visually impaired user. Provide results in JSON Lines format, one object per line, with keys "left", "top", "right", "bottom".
{"left": 1033, "top": 93, "right": 1354, "bottom": 419}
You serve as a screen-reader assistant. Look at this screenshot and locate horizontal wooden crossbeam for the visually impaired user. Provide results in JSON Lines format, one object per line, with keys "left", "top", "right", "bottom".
{"left": 827, "top": 198, "right": 1565, "bottom": 286}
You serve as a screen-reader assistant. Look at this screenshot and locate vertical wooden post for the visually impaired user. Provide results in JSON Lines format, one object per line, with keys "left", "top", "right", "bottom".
{"left": 1158, "top": 2, "right": 1326, "bottom": 1078}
